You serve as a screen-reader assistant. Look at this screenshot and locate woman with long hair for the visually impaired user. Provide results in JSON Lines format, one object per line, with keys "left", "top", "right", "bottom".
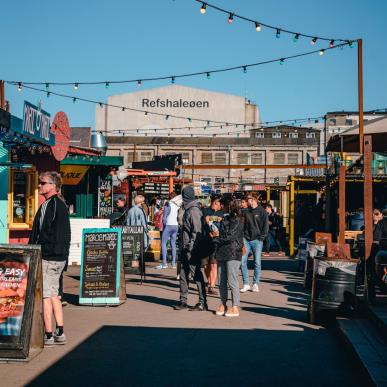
{"left": 212, "top": 197, "right": 244, "bottom": 317}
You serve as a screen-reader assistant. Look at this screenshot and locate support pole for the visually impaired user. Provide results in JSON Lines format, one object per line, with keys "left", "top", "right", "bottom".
{"left": 364, "top": 135, "right": 373, "bottom": 261}
{"left": 338, "top": 166, "right": 346, "bottom": 245}
{"left": 0, "top": 80, "right": 5, "bottom": 109}
{"left": 358, "top": 39, "right": 364, "bottom": 154}
{"left": 168, "top": 175, "right": 174, "bottom": 194}
{"left": 289, "top": 177, "right": 295, "bottom": 257}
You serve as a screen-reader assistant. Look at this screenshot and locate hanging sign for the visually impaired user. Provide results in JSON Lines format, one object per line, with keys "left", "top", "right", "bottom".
{"left": 50, "top": 111, "right": 70, "bottom": 161}
{"left": 79, "top": 228, "right": 126, "bottom": 305}
{"left": 98, "top": 178, "right": 113, "bottom": 217}
{"left": 22, "top": 101, "right": 55, "bottom": 146}
{"left": 60, "top": 165, "right": 89, "bottom": 185}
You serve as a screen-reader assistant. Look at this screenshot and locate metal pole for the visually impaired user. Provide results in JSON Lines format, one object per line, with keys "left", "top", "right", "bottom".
{"left": 358, "top": 39, "right": 364, "bottom": 155}
{"left": 338, "top": 165, "right": 346, "bottom": 245}
{"left": 289, "top": 177, "right": 295, "bottom": 257}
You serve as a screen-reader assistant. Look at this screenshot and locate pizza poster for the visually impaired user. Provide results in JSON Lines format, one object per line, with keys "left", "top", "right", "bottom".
{"left": 0, "top": 257, "right": 29, "bottom": 337}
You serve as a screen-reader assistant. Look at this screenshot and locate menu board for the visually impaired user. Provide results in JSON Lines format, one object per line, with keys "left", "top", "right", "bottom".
{"left": 13, "top": 172, "right": 26, "bottom": 224}
{"left": 115, "top": 226, "right": 144, "bottom": 272}
{"left": 98, "top": 178, "right": 113, "bottom": 217}
{"left": 79, "top": 228, "right": 123, "bottom": 305}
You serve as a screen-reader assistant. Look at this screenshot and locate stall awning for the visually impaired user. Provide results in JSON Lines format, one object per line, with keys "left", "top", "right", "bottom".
{"left": 61, "top": 155, "right": 123, "bottom": 166}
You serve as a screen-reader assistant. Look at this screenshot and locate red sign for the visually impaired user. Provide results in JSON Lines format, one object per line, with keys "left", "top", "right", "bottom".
{"left": 50, "top": 112, "right": 70, "bottom": 161}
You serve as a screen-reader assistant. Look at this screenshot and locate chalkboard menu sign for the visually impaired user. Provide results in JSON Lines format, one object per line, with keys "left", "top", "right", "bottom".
{"left": 114, "top": 226, "right": 144, "bottom": 274}
{"left": 80, "top": 228, "right": 126, "bottom": 305}
{"left": 0, "top": 244, "right": 43, "bottom": 361}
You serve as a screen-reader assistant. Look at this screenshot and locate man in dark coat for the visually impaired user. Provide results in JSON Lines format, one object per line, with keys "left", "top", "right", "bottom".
{"left": 174, "top": 185, "right": 207, "bottom": 311}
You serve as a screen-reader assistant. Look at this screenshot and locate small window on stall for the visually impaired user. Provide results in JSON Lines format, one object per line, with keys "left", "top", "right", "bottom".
{"left": 9, "top": 169, "right": 37, "bottom": 228}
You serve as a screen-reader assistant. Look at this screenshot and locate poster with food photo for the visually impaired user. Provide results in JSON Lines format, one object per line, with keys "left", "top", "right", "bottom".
{"left": 0, "top": 257, "right": 29, "bottom": 337}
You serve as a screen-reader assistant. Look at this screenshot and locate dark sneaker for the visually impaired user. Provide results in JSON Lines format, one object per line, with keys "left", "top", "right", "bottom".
{"left": 189, "top": 303, "right": 208, "bottom": 311}
{"left": 44, "top": 334, "right": 55, "bottom": 346}
{"left": 54, "top": 332, "right": 67, "bottom": 345}
{"left": 173, "top": 302, "right": 188, "bottom": 310}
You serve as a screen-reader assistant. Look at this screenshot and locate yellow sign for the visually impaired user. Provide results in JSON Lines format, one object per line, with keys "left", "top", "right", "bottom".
{"left": 60, "top": 165, "right": 89, "bottom": 185}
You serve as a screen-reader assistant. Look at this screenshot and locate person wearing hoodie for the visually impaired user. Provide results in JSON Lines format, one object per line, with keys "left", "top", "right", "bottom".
{"left": 173, "top": 185, "right": 207, "bottom": 311}
{"left": 240, "top": 192, "right": 269, "bottom": 293}
{"left": 157, "top": 192, "right": 182, "bottom": 269}
{"left": 212, "top": 197, "right": 244, "bottom": 317}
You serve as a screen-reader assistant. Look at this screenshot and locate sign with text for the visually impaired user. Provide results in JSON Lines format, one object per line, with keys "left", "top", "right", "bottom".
{"left": 114, "top": 226, "right": 144, "bottom": 274}
{"left": 80, "top": 228, "right": 125, "bottom": 305}
{"left": 0, "top": 244, "right": 43, "bottom": 360}
{"left": 143, "top": 182, "right": 169, "bottom": 195}
{"left": 22, "top": 101, "right": 55, "bottom": 146}
{"left": 60, "top": 165, "right": 89, "bottom": 185}
{"left": 98, "top": 178, "right": 113, "bottom": 217}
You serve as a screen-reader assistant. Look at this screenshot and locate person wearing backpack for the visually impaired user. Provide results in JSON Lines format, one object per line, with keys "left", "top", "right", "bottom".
{"left": 157, "top": 193, "right": 182, "bottom": 269}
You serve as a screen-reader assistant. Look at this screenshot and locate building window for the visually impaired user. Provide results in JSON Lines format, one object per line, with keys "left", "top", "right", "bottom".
{"left": 165, "top": 151, "right": 191, "bottom": 164}
{"left": 288, "top": 153, "right": 299, "bottom": 164}
{"left": 237, "top": 153, "right": 249, "bottom": 164}
{"left": 273, "top": 153, "right": 285, "bottom": 164}
{"left": 200, "top": 177, "right": 212, "bottom": 184}
{"left": 289, "top": 132, "right": 298, "bottom": 139}
{"left": 306, "top": 132, "right": 316, "bottom": 139}
{"left": 345, "top": 119, "right": 357, "bottom": 126}
{"left": 9, "top": 169, "right": 37, "bottom": 228}
{"left": 139, "top": 151, "right": 153, "bottom": 161}
{"left": 272, "top": 132, "right": 282, "bottom": 139}
{"left": 328, "top": 118, "right": 336, "bottom": 126}
{"left": 201, "top": 152, "right": 213, "bottom": 164}
{"left": 255, "top": 132, "right": 265, "bottom": 138}
{"left": 215, "top": 152, "right": 227, "bottom": 164}
{"left": 251, "top": 153, "right": 263, "bottom": 165}
{"left": 127, "top": 151, "right": 134, "bottom": 164}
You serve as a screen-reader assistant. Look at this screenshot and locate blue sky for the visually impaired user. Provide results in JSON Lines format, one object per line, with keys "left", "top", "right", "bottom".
{"left": 2, "top": 0, "right": 387, "bottom": 128}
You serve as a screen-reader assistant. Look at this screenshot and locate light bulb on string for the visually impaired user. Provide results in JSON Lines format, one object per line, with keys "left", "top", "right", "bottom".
{"left": 122, "top": 107, "right": 125, "bottom": 111}
{"left": 243, "top": 66, "right": 247, "bottom": 74}
{"left": 45, "top": 83, "right": 50, "bottom": 90}
{"left": 311, "top": 37, "right": 317, "bottom": 45}
{"left": 137, "top": 80, "right": 142, "bottom": 86}
{"left": 293, "top": 33, "right": 300, "bottom": 43}
{"left": 329, "top": 40, "right": 335, "bottom": 48}
{"left": 319, "top": 49, "right": 325, "bottom": 56}
{"left": 99, "top": 102, "right": 103, "bottom": 108}
{"left": 348, "top": 40, "right": 354, "bottom": 48}
{"left": 105, "top": 82, "right": 110, "bottom": 89}
{"left": 200, "top": 2, "right": 206, "bottom": 14}
{"left": 228, "top": 13, "right": 234, "bottom": 24}
{"left": 74, "top": 83, "right": 79, "bottom": 90}
{"left": 46, "top": 92, "right": 50, "bottom": 98}
{"left": 171, "top": 76, "right": 175, "bottom": 84}
{"left": 188, "top": 118, "right": 192, "bottom": 123}
{"left": 17, "top": 83, "right": 22, "bottom": 92}
{"left": 165, "top": 115, "right": 169, "bottom": 120}
{"left": 144, "top": 111, "right": 148, "bottom": 116}
{"left": 276, "top": 29, "right": 281, "bottom": 38}
{"left": 206, "top": 72, "right": 211, "bottom": 80}
{"left": 73, "top": 97, "right": 77, "bottom": 103}
{"left": 255, "top": 22, "right": 261, "bottom": 32}
{"left": 279, "top": 58, "right": 285, "bottom": 65}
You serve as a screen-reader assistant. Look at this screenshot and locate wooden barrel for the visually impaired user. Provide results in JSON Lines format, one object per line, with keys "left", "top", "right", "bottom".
{"left": 146, "top": 230, "right": 161, "bottom": 261}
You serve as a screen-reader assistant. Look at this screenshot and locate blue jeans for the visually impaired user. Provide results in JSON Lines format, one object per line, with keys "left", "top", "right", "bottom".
{"left": 161, "top": 225, "right": 178, "bottom": 265}
{"left": 241, "top": 239, "right": 263, "bottom": 285}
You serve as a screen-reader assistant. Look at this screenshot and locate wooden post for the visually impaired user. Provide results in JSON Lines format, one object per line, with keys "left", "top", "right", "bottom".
{"left": 0, "top": 80, "right": 5, "bottom": 109}
{"left": 289, "top": 177, "right": 295, "bottom": 257}
{"left": 168, "top": 175, "right": 174, "bottom": 194}
{"left": 358, "top": 39, "right": 364, "bottom": 154}
{"left": 338, "top": 165, "right": 346, "bottom": 245}
{"left": 364, "top": 135, "right": 373, "bottom": 260}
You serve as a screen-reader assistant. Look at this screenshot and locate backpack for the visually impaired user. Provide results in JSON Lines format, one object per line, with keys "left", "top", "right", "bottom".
{"left": 154, "top": 207, "right": 164, "bottom": 231}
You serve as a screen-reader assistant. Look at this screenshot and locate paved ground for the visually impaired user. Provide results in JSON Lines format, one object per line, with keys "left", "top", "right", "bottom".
{"left": 0, "top": 258, "right": 365, "bottom": 387}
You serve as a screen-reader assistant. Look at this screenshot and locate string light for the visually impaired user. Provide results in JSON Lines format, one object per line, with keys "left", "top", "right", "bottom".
{"left": 276, "top": 29, "right": 281, "bottom": 38}
{"left": 171, "top": 76, "right": 175, "bottom": 84}
{"left": 319, "top": 49, "right": 325, "bottom": 56}
{"left": 46, "top": 91, "right": 50, "bottom": 98}
{"left": 105, "top": 82, "right": 110, "bottom": 89}
{"left": 329, "top": 40, "right": 335, "bottom": 48}
{"left": 243, "top": 66, "right": 247, "bottom": 74}
{"left": 122, "top": 107, "right": 125, "bottom": 111}
{"left": 311, "top": 37, "right": 317, "bottom": 45}
{"left": 293, "top": 33, "right": 300, "bottom": 43}
{"left": 192, "top": 0, "right": 353, "bottom": 44}
{"left": 255, "top": 22, "right": 261, "bottom": 32}
{"left": 228, "top": 13, "right": 234, "bottom": 24}
{"left": 99, "top": 102, "right": 103, "bottom": 108}
{"left": 206, "top": 72, "right": 211, "bottom": 79}
{"left": 144, "top": 111, "right": 148, "bottom": 116}
{"left": 74, "top": 83, "right": 79, "bottom": 90}
{"left": 45, "top": 83, "right": 49, "bottom": 90}
{"left": 279, "top": 58, "right": 285, "bottom": 65}
{"left": 73, "top": 97, "right": 77, "bottom": 103}
{"left": 137, "top": 80, "right": 142, "bottom": 86}
{"left": 17, "top": 83, "right": 22, "bottom": 91}
{"left": 200, "top": 2, "right": 206, "bottom": 14}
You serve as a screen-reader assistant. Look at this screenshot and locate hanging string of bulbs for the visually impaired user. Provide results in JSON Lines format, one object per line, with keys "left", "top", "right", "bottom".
{"left": 195, "top": 1, "right": 355, "bottom": 44}
{"left": 7, "top": 41, "right": 351, "bottom": 89}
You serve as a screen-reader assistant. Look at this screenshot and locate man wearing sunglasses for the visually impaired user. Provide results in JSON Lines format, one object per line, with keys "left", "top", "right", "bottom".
{"left": 29, "top": 171, "right": 71, "bottom": 346}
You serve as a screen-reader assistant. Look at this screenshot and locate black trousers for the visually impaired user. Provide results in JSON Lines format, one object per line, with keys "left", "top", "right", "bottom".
{"left": 179, "top": 254, "right": 206, "bottom": 305}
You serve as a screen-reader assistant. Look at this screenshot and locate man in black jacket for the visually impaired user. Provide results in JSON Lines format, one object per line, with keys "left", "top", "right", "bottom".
{"left": 173, "top": 185, "right": 207, "bottom": 311}
{"left": 240, "top": 192, "right": 269, "bottom": 293}
{"left": 29, "top": 172, "right": 71, "bottom": 345}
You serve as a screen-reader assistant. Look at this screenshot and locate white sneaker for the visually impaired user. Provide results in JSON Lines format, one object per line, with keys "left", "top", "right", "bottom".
{"left": 240, "top": 284, "right": 251, "bottom": 293}
{"left": 252, "top": 284, "right": 259, "bottom": 292}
